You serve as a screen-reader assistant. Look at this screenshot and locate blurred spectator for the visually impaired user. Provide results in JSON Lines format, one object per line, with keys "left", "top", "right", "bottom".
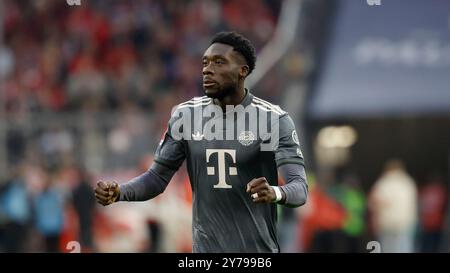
{"left": 418, "top": 173, "right": 448, "bottom": 253}
{"left": 338, "top": 173, "right": 366, "bottom": 252}
{"left": 0, "top": 167, "right": 32, "bottom": 252}
{"left": 34, "top": 171, "right": 67, "bottom": 252}
{"left": 300, "top": 176, "right": 347, "bottom": 252}
{"left": 72, "top": 167, "right": 96, "bottom": 252}
{"left": 324, "top": 170, "right": 367, "bottom": 252}
{"left": 368, "top": 159, "right": 418, "bottom": 253}
{"left": 6, "top": 129, "right": 26, "bottom": 166}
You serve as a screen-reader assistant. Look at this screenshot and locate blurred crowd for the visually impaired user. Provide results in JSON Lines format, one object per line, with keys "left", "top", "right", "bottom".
{"left": 0, "top": 0, "right": 448, "bottom": 253}
{"left": 1, "top": 0, "right": 281, "bottom": 115}
{"left": 281, "top": 159, "right": 448, "bottom": 253}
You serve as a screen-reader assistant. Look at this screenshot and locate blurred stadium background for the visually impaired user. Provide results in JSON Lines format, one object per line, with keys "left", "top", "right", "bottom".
{"left": 0, "top": 0, "right": 449, "bottom": 253}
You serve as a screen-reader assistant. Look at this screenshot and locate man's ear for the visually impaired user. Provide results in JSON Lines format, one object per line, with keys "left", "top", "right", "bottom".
{"left": 239, "top": 65, "right": 249, "bottom": 79}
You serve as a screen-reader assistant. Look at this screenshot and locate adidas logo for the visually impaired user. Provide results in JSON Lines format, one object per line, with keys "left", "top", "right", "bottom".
{"left": 192, "top": 131, "right": 204, "bottom": 141}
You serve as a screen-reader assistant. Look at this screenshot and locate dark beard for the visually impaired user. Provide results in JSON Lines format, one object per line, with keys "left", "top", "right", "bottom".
{"left": 204, "top": 82, "right": 237, "bottom": 100}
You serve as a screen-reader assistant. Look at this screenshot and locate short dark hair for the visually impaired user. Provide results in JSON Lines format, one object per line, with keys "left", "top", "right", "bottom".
{"left": 210, "top": 31, "right": 256, "bottom": 75}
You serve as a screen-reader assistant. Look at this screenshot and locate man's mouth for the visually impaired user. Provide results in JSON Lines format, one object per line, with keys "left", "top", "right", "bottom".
{"left": 203, "top": 80, "right": 217, "bottom": 88}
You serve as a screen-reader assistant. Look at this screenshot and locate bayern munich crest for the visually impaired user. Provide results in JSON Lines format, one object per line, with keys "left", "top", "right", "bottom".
{"left": 238, "top": 131, "right": 256, "bottom": 146}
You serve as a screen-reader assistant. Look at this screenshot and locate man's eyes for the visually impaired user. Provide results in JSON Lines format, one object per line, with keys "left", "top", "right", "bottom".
{"left": 202, "top": 59, "right": 225, "bottom": 65}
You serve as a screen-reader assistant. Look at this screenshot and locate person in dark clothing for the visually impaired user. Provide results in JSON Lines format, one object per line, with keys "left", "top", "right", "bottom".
{"left": 72, "top": 167, "right": 96, "bottom": 252}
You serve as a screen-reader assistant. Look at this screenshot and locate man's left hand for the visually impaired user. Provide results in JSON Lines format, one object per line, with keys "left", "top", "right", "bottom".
{"left": 246, "top": 177, "right": 276, "bottom": 203}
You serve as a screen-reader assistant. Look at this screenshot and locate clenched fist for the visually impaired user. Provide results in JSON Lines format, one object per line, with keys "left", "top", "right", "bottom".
{"left": 94, "top": 181, "right": 120, "bottom": 206}
{"left": 246, "top": 177, "right": 276, "bottom": 203}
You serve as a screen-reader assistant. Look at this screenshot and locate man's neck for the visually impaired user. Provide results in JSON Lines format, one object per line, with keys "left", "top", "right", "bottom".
{"left": 214, "top": 85, "right": 247, "bottom": 111}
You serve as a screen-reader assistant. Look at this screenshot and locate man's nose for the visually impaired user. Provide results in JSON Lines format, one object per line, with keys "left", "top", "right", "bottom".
{"left": 202, "top": 63, "right": 214, "bottom": 76}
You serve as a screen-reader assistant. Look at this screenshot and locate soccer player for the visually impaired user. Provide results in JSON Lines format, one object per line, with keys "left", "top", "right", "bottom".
{"left": 94, "top": 31, "right": 308, "bottom": 253}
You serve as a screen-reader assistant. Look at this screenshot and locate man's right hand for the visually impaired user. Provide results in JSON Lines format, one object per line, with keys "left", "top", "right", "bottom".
{"left": 94, "top": 181, "right": 120, "bottom": 206}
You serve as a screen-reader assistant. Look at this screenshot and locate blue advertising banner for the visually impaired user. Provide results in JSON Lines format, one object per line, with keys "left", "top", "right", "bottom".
{"left": 309, "top": 0, "right": 450, "bottom": 119}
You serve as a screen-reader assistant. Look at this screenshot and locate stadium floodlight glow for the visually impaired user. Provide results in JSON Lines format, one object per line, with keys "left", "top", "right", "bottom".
{"left": 317, "top": 126, "right": 358, "bottom": 149}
